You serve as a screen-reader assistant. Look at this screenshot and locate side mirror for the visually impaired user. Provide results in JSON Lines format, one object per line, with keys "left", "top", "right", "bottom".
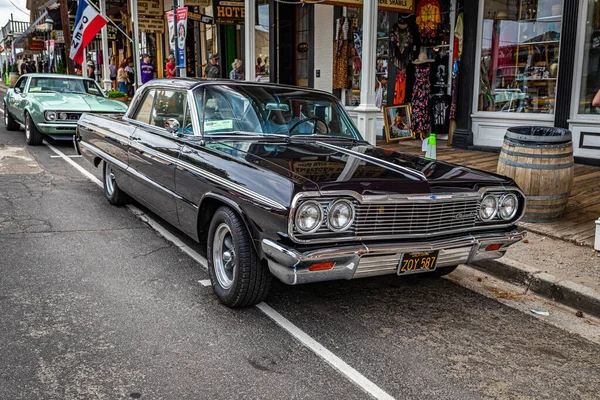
{"left": 14, "top": 87, "right": 21, "bottom": 94}
{"left": 164, "top": 118, "right": 181, "bottom": 135}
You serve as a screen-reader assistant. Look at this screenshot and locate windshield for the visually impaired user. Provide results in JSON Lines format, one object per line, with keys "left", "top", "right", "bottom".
{"left": 195, "top": 85, "right": 362, "bottom": 139}
{"left": 28, "top": 77, "right": 104, "bottom": 97}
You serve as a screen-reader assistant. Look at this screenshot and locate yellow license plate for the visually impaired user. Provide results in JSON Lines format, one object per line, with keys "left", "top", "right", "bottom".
{"left": 398, "top": 251, "right": 439, "bottom": 275}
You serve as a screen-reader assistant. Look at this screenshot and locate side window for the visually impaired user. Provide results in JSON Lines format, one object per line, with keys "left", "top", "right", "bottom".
{"left": 150, "top": 90, "right": 187, "bottom": 129}
{"left": 15, "top": 77, "right": 27, "bottom": 92}
{"left": 134, "top": 90, "right": 155, "bottom": 124}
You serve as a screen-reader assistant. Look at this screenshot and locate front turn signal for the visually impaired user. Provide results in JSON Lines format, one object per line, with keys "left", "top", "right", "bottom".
{"left": 485, "top": 244, "right": 503, "bottom": 252}
{"left": 309, "top": 262, "right": 335, "bottom": 271}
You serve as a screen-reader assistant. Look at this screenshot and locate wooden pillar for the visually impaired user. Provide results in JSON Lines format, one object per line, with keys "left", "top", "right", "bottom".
{"left": 354, "top": 0, "right": 380, "bottom": 144}
{"left": 60, "top": 0, "right": 74, "bottom": 74}
{"left": 554, "top": 0, "right": 580, "bottom": 129}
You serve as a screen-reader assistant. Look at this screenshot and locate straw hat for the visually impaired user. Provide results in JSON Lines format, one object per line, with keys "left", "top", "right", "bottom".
{"left": 413, "top": 53, "right": 434, "bottom": 64}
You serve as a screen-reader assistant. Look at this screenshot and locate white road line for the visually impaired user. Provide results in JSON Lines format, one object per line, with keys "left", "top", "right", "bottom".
{"left": 50, "top": 155, "right": 82, "bottom": 158}
{"left": 45, "top": 143, "right": 103, "bottom": 188}
{"left": 45, "top": 142, "right": 395, "bottom": 400}
{"left": 256, "top": 302, "right": 395, "bottom": 400}
{"left": 198, "top": 279, "right": 212, "bottom": 287}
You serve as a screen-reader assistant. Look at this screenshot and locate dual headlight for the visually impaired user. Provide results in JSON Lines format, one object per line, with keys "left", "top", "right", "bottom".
{"left": 295, "top": 199, "right": 355, "bottom": 234}
{"left": 480, "top": 193, "right": 519, "bottom": 221}
{"left": 44, "top": 111, "right": 70, "bottom": 121}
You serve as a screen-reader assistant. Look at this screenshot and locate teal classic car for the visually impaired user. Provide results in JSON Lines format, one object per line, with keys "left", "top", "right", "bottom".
{"left": 3, "top": 74, "right": 128, "bottom": 145}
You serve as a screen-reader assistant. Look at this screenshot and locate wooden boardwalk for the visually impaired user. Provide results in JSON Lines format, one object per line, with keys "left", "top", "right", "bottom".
{"left": 379, "top": 140, "right": 600, "bottom": 248}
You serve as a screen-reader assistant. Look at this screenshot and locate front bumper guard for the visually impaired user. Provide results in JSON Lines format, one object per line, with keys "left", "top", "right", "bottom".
{"left": 262, "top": 230, "right": 525, "bottom": 285}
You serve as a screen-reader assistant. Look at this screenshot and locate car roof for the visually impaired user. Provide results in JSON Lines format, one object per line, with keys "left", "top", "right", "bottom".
{"left": 25, "top": 74, "right": 93, "bottom": 80}
{"left": 145, "top": 78, "right": 337, "bottom": 97}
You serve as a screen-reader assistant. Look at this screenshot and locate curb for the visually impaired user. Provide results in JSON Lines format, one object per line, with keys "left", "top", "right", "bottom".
{"left": 470, "top": 258, "right": 600, "bottom": 319}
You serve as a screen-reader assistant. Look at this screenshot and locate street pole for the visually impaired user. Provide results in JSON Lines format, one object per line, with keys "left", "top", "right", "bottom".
{"left": 82, "top": 48, "right": 88, "bottom": 78}
{"left": 100, "top": 0, "right": 111, "bottom": 90}
{"left": 173, "top": 0, "right": 179, "bottom": 77}
{"left": 59, "top": 0, "right": 74, "bottom": 74}
{"left": 130, "top": 0, "right": 142, "bottom": 88}
{"left": 244, "top": 0, "right": 255, "bottom": 81}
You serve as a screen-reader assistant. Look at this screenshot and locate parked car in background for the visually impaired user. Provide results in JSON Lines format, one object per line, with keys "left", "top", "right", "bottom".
{"left": 75, "top": 79, "right": 526, "bottom": 307}
{"left": 3, "top": 74, "right": 128, "bottom": 145}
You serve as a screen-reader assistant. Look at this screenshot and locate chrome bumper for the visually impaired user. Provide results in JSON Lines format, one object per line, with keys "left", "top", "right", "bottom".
{"left": 262, "top": 230, "right": 525, "bottom": 285}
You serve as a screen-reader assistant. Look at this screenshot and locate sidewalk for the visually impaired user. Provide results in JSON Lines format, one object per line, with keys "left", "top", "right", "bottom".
{"left": 383, "top": 139, "right": 600, "bottom": 317}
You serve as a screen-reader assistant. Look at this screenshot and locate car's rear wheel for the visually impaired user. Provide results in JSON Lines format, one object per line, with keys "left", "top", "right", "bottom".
{"left": 24, "top": 112, "right": 43, "bottom": 146}
{"left": 207, "top": 206, "right": 271, "bottom": 307}
{"left": 4, "top": 104, "right": 19, "bottom": 131}
{"left": 103, "top": 161, "right": 129, "bottom": 206}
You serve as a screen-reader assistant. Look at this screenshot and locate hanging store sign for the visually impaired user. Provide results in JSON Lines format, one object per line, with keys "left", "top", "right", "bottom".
{"left": 53, "top": 30, "right": 65, "bottom": 44}
{"left": 138, "top": 0, "right": 164, "bottom": 18}
{"left": 137, "top": 18, "right": 165, "bottom": 33}
{"left": 166, "top": 7, "right": 188, "bottom": 66}
{"left": 297, "top": 42, "right": 309, "bottom": 53}
{"left": 213, "top": 0, "right": 245, "bottom": 25}
{"left": 319, "top": 0, "right": 413, "bottom": 12}
{"left": 185, "top": 0, "right": 211, "bottom": 6}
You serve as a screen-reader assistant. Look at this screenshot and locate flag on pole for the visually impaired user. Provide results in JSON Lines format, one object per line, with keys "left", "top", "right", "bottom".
{"left": 69, "top": 0, "right": 107, "bottom": 64}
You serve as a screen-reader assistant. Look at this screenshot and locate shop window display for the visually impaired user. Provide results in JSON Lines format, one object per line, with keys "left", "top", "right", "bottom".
{"left": 577, "top": 1, "right": 600, "bottom": 114}
{"left": 337, "top": 0, "right": 457, "bottom": 138}
{"left": 478, "top": 0, "right": 563, "bottom": 114}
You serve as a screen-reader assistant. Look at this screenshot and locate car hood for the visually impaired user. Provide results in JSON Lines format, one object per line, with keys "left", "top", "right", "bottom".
{"left": 33, "top": 92, "right": 127, "bottom": 112}
{"left": 199, "top": 139, "right": 513, "bottom": 196}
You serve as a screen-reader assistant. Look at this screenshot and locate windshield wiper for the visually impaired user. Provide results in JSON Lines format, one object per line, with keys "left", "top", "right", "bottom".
{"left": 286, "top": 134, "right": 364, "bottom": 143}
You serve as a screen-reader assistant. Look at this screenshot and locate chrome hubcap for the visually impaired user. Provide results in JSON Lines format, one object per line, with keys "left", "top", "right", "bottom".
{"left": 213, "top": 223, "right": 236, "bottom": 289}
{"left": 105, "top": 163, "right": 115, "bottom": 195}
{"left": 3, "top": 108, "right": 7, "bottom": 125}
{"left": 25, "top": 118, "right": 30, "bottom": 140}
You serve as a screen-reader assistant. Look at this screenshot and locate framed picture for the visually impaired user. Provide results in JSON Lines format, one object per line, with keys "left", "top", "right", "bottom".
{"left": 383, "top": 104, "right": 414, "bottom": 142}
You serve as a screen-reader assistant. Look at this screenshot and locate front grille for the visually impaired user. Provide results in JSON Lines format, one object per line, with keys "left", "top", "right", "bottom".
{"left": 292, "top": 197, "right": 481, "bottom": 241}
{"left": 354, "top": 200, "right": 480, "bottom": 238}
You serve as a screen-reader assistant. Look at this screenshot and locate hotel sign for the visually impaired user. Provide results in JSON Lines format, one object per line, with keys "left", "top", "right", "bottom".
{"left": 320, "top": 0, "right": 413, "bottom": 12}
{"left": 213, "top": 0, "right": 245, "bottom": 25}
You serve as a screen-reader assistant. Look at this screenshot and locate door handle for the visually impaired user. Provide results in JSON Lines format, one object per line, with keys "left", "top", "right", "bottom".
{"left": 131, "top": 137, "right": 142, "bottom": 141}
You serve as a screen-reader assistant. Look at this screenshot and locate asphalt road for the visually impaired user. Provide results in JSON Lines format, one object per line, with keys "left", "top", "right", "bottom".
{"left": 1, "top": 115, "right": 600, "bottom": 399}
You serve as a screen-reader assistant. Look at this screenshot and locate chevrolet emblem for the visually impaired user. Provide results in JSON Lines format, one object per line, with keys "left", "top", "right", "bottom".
{"left": 379, "top": 206, "right": 385, "bottom": 214}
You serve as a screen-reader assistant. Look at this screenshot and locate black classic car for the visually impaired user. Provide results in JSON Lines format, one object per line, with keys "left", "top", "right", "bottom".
{"left": 75, "top": 79, "right": 526, "bottom": 307}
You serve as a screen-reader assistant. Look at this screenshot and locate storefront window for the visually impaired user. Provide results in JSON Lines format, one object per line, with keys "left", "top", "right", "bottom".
{"left": 478, "top": 0, "right": 563, "bottom": 114}
{"left": 256, "top": 1, "right": 270, "bottom": 81}
{"left": 343, "top": 9, "right": 389, "bottom": 107}
{"left": 578, "top": 1, "right": 600, "bottom": 114}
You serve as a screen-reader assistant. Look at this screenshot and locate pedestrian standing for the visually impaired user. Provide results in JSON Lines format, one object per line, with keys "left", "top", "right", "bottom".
{"left": 229, "top": 59, "right": 244, "bottom": 80}
{"left": 117, "top": 60, "right": 128, "bottom": 94}
{"left": 165, "top": 54, "right": 176, "bottom": 78}
{"left": 203, "top": 53, "right": 220, "bottom": 78}
{"left": 20, "top": 58, "right": 28, "bottom": 75}
{"left": 140, "top": 54, "right": 155, "bottom": 85}
{"left": 125, "top": 59, "right": 135, "bottom": 97}
{"left": 87, "top": 61, "right": 96, "bottom": 81}
{"left": 109, "top": 58, "right": 117, "bottom": 89}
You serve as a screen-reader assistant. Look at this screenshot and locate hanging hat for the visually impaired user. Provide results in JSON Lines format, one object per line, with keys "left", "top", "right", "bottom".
{"left": 413, "top": 53, "right": 434, "bottom": 64}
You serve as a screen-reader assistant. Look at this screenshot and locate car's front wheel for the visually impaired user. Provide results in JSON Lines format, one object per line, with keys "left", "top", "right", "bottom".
{"left": 207, "top": 206, "right": 272, "bottom": 307}
{"left": 24, "top": 112, "right": 43, "bottom": 146}
{"left": 103, "top": 161, "right": 129, "bottom": 206}
{"left": 4, "top": 104, "right": 19, "bottom": 131}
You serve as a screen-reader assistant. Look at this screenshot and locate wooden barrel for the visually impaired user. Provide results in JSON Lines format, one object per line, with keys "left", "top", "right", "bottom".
{"left": 497, "top": 126, "right": 574, "bottom": 223}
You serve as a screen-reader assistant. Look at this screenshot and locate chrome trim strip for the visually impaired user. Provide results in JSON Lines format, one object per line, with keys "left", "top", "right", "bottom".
{"left": 287, "top": 187, "right": 526, "bottom": 245}
{"left": 39, "top": 123, "right": 77, "bottom": 128}
{"left": 316, "top": 141, "right": 427, "bottom": 181}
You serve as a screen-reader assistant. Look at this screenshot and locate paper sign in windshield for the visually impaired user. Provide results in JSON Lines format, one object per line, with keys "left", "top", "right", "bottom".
{"left": 204, "top": 120, "right": 233, "bottom": 132}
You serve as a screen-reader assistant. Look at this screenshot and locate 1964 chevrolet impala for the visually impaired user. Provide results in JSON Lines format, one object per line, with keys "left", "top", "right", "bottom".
{"left": 75, "top": 79, "right": 526, "bottom": 307}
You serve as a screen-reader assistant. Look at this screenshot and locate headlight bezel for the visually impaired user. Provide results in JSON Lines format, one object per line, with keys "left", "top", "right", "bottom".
{"left": 44, "top": 111, "right": 57, "bottom": 121}
{"left": 498, "top": 193, "right": 519, "bottom": 220}
{"left": 327, "top": 199, "right": 355, "bottom": 232}
{"left": 294, "top": 200, "right": 324, "bottom": 234}
{"left": 479, "top": 194, "right": 499, "bottom": 221}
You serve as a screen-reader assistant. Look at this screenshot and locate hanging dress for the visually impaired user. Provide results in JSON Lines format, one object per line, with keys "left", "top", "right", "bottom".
{"left": 411, "top": 64, "right": 432, "bottom": 135}
{"left": 333, "top": 17, "right": 350, "bottom": 90}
